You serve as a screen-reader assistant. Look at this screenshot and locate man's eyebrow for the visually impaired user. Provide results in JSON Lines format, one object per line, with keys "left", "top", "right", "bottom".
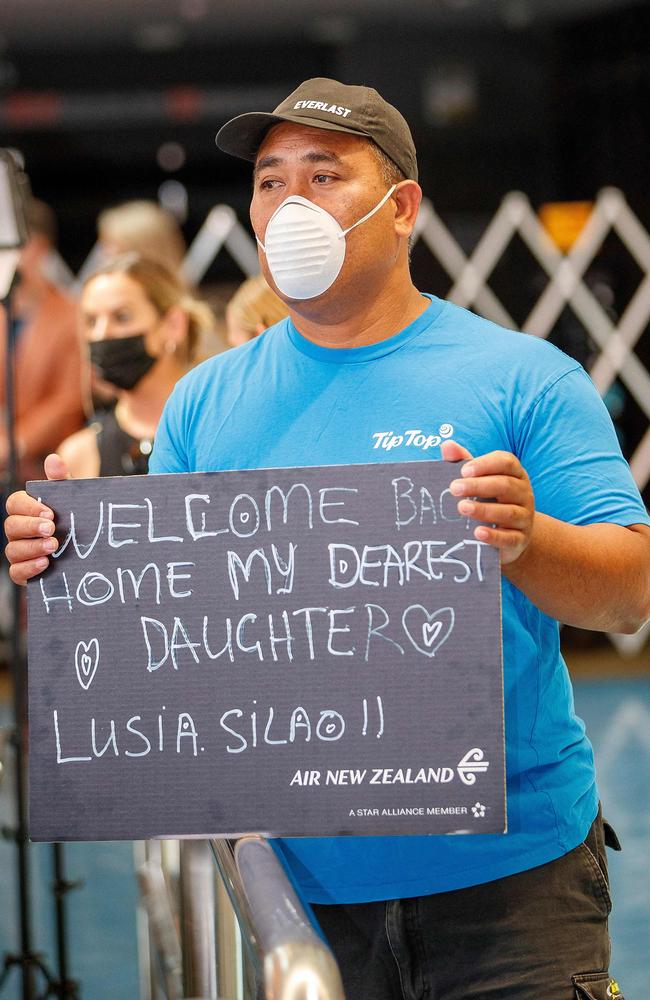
{"left": 301, "top": 150, "right": 343, "bottom": 166}
{"left": 254, "top": 149, "right": 344, "bottom": 175}
{"left": 254, "top": 154, "right": 282, "bottom": 175}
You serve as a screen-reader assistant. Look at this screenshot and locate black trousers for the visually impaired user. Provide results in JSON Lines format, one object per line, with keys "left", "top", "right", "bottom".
{"left": 312, "top": 810, "right": 624, "bottom": 1000}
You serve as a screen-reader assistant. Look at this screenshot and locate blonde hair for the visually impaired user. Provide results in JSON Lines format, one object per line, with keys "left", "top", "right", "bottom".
{"left": 84, "top": 253, "right": 215, "bottom": 360}
{"left": 97, "top": 200, "right": 186, "bottom": 274}
{"left": 226, "top": 274, "right": 289, "bottom": 338}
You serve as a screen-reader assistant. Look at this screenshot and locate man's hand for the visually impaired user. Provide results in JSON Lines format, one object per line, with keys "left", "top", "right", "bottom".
{"left": 5, "top": 453, "right": 70, "bottom": 585}
{"left": 441, "top": 440, "right": 535, "bottom": 566}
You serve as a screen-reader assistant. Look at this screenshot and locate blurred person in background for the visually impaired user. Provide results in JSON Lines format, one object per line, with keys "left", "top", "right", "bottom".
{"left": 0, "top": 198, "right": 85, "bottom": 650}
{"left": 97, "top": 200, "right": 187, "bottom": 278}
{"left": 90, "top": 199, "right": 191, "bottom": 409}
{"left": 225, "top": 272, "right": 289, "bottom": 347}
{"left": 57, "top": 253, "right": 214, "bottom": 478}
{"left": 0, "top": 198, "right": 85, "bottom": 486}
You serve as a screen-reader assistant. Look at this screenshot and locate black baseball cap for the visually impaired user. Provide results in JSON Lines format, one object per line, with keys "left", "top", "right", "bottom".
{"left": 216, "top": 77, "right": 418, "bottom": 182}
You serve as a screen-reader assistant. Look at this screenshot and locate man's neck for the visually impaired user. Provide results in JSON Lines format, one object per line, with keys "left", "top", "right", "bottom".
{"left": 288, "top": 278, "right": 430, "bottom": 350}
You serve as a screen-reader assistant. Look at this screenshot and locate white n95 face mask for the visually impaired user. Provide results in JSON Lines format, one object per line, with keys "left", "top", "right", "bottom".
{"left": 256, "top": 185, "right": 396, "bottom": 300}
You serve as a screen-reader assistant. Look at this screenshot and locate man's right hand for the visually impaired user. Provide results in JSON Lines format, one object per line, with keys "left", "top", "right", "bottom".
{"left": 5, "top": 453, "right": 70, "bottom": 585}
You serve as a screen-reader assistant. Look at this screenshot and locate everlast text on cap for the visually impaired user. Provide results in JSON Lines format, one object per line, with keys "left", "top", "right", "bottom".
{"left": 293, "top": 100, "right": 353, "bottom": 118}
{"left": 216, "top": 77, "right": 418, "bottom": 182}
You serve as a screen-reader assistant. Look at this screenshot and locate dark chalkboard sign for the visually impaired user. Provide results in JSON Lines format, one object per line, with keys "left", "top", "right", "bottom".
{"left": 27, "top": 461, "right": 506, "bottom": 841}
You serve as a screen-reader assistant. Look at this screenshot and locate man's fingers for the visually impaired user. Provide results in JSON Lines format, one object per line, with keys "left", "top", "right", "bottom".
{"left": 6, "top": 536, "right": 58, "bottom": 566}
{"left": 44, "top": 452, "right": 70, "bottom": 481}
{"left": 472, "top": 525, "right": 527, "bottom": 560}
{"left": 458, "top": 450, "right": 525, "bottom": 480}
{"left": 8, "top": 556, "right": 50, "bottom": 586}
{"left": 4, "top": 527, "right": 57, "bottom": 581}
{"left": 6, "top": 525, "right": 57, "bottom": 554}
{"left": 450, "top": 474, "right": 530, "bottom": 503}
{"left": 5, "top": 490, "right": 54, "bottom": 520}
{"left": 440, "top": 440, "right": 474, "bottom": 463}
{"left": 442, "top": 447, "right": 534, "bottom": 566}
{"left": 5, "top": 514, "right": 56, "bottom": 542}
{"left": 457, "top": 499, "right": 527, "bottom": 529}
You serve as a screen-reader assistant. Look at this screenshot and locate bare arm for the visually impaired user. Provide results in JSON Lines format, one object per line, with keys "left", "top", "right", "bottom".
{"left": 441, "top": 441, "right": 650, "bottom": 635}
{"left": 16, "top": 382, "right": 84, "bottom": 464}
{"left": 15, "top": 328, "right": 86, "bottom": 462}
{"left": 504, "top": 515, "right": 650, "bottom": 633}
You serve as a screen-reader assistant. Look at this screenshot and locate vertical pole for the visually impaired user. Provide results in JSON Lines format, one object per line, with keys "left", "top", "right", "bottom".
{"left": 4, "top": 292, "right": 35, "bottom": 1000}
{"left": 179, "top": 840, "right": 217, "bottom": 1000}
{"left": 52, "top": 843, "right": 75, "bottom": 998}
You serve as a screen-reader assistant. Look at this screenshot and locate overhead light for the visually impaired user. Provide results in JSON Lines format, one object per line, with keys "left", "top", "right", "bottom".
{"left": 423, "top": 66, "right": 478, "bottom": 127}
{"left": 157, "top": 142, "right": 187, "bottom": 173}
{"left": 134, "top": 21, "right": 187, "bottom": 52}
{"left": 310, "top": 15, "right": 357, "bottom": 45}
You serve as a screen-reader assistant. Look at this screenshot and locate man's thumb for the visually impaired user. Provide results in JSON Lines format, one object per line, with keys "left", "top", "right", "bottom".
{"left": 44, "top": 453, "right": 71, "bottom": 481}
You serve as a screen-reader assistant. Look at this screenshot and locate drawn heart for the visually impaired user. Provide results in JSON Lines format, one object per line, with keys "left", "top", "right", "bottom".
{"left": 402, "top": 606, "right": 455, "bottom": 658}
{"left": 75, "top": 638, "right": 100, "bottom": 691}
{"left": 422, "top": 621, "right": 443, "bottom": 647}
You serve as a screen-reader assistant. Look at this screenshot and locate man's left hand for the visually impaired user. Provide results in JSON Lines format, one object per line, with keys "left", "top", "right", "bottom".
{"left": 441, "top": 440, "right": 535, "bottom": 566}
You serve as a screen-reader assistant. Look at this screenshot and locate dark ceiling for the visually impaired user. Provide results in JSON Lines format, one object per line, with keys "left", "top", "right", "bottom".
{"left": 1, "top": 0, "right": 647, "bottom": 287}
{"left": 0, "top": 0, "right": 636, "bottom": 50}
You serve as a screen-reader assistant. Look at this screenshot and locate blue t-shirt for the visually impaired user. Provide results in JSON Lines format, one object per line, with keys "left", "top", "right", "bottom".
{"left": 150, "top": 295, "right": 649, "bottom": 904}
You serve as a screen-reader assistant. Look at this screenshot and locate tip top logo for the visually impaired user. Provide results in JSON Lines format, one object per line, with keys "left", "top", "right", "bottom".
{"left": 372, "top": 425, "right": 455, "bottom": 453}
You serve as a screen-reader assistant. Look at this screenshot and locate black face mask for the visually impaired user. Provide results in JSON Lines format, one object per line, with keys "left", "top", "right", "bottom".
{"left": 89, "top": 334, "right": 157, "bottom": 391}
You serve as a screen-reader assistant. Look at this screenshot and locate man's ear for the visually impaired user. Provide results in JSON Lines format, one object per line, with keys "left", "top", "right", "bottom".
{"left": 393, "top": 180, "right": 422, "bottom": 238}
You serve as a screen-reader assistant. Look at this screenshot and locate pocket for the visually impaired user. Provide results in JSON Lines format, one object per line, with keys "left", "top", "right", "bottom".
{"left": 572, "top": 972, "right": 625, "bottom": 999}
{"left": 582, "top": 808, "right": 615, "bottom": 903}
{"left": 578, "top": 843, "right": 612, "bottom": 915}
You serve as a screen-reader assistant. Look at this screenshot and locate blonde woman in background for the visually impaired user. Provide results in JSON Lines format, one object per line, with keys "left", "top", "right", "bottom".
{"left": 97, "top": 200, "right": 187, "bottom": 278}
{"left": 225, "top": 273, "right": 289, "bottom": 347}
{"left": 58, "top": 253, "right": 215, "bottom": 478}
{"left": 89, "top": 200, "right": 192, "bottom": 408}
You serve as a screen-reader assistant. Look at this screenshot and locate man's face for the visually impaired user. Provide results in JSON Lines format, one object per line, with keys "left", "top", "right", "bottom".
{"left": 249, "top": 122, "right": 397, "bottom": 306}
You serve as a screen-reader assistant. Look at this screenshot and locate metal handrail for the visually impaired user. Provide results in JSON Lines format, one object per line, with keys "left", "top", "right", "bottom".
{"left": 210, "top": 837, "right": 345, "bottom": 1000}
{"left": 136, "top": 857, "right": 183, "bottom": 1000}
{"left": 179, "top": 841, "right": 218, "bottom": 1000}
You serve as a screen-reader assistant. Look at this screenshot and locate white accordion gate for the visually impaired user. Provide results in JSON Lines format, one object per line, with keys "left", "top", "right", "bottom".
{"left": 411, "top": 189, "right": 650, "bottom": 657}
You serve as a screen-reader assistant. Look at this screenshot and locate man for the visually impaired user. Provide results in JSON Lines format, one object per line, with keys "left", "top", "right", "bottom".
{"left": 0, "top": 198, "right": 85, "bottom": 642}
{"left": 0, "top": 198, "right": 85, "bottom": 485}
{"left": 6, "top": 80, "right": 649, "bottom": 999}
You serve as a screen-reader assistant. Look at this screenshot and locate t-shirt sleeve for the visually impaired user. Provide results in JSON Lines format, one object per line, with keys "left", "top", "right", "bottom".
{"left": 515, "top": 365, "right": 649, "bottom": 527}
{"left": 149, "top": 386, "right": 190, "bottom": 474}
